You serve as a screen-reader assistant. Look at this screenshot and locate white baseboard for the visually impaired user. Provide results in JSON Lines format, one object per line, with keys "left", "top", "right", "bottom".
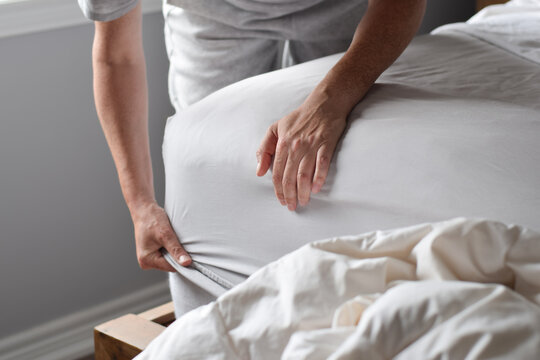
{"left": 0, "top": 280, "right": 171, "bottom": 360}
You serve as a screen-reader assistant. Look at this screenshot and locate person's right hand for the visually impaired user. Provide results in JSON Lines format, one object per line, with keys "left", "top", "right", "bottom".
{"left": 132, "top": 201, "right": 192, "bottom": 272}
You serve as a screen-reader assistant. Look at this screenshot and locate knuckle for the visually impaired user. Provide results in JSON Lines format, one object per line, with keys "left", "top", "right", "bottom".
{"left": 319, "top": 134, "right": 330, "bottom": 143}
{"left": 314, "top": 175, "right": 325, "bottom": 183}
{"left": 316, "top": 130, "right": 331, "bottom": 142}
{"left": 277, "top": 139, "right": 289, "bottom": 151}
{"left": 273, "top": 156, "right": 285, "bottom": 166}
{"left": 272, "top": 173, "right": 282, "bottom": 185}
{"left": 282, "top": 178, "right": 295, "bottom": 189}
{"left": 297, "top": 172, "right": 310, "bottom": 182}
{"left": 318, "top": 154, "right": 330, "bottom": 166}
{"left": 292, "top": 138, "right": 303, "bottom": 152}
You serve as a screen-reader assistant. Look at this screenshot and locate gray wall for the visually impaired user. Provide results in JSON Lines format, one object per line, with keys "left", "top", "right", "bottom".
{"left": 0, "top": 13, "right": 172, "bottom": 339}
{"left": 0, "top": 1, "right": 476, "bottom": 341}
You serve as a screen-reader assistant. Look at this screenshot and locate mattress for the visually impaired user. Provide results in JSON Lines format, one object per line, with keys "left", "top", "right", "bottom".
{"left": 162, "top": 1, "right": 540, "bottom": 313}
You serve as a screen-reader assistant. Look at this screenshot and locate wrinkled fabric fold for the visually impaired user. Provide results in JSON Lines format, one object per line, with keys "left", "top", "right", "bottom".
{"left": 138, "top": 218, "right": 540, "bottom": 359}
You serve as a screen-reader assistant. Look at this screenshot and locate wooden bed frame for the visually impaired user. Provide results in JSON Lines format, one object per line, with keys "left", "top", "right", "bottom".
{"left": 92, "top": 0, "right": 509, "bottom": 358}
{"left": 94, "top": 302, "right": 175, "bottom": 359}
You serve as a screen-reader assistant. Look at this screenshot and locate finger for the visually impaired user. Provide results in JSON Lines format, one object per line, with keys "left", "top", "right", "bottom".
{"left": 272, "top": 139, "right": 289, "bottom": 206}
{"left": 282, "top": 160, "right": 299, "bottom": 211}
{"left": 256, "top": 124, "right": 278, "bottom": 177}
{"left": 312, "top": 143, "right": 335, "bottom": 194}
{"left": 282, "top": 139, "right": 308, "bottom": 211}
{"left": 151, "top": 252, "right": 177, "bottom": 272}
{"left": 139, "top": 251, "right": 176, "bottom": 272}
{"left": 162, "top": 230, "right": 192, "bottom": 267}
{"left": 297, "top": 153, "right": 316, "bottom": 207}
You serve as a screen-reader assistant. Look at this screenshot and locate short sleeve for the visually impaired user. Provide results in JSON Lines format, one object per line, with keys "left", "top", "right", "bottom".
{"left": 78, "top": 0, "right": 139, "bottom": 22}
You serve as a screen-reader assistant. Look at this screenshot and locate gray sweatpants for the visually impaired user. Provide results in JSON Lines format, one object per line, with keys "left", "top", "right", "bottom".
{"left": 162, "top": 0, "right": 368, "bottom": 316}
{"left": 163, "top": 0, "right": 367, "bottom": 110}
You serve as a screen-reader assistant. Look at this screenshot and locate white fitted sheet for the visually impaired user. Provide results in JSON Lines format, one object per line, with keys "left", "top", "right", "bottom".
{"left": 162, "top": 2, "right": 540, "bottom": 310}
{"left": 434, "top": 0, "right": 540, "bottom": 64}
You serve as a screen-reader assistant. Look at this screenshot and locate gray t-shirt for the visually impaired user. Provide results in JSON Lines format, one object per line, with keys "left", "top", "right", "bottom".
{"left": 78, "top": 0, "right": 329, "bottom": 22}
{"left": 78, "top": 0, "right": 139, "bottom": 21}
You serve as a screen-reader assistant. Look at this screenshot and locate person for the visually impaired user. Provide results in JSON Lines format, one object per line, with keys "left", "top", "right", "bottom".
{"left": 79, "top": 0, "right": 425, "bottom": 278}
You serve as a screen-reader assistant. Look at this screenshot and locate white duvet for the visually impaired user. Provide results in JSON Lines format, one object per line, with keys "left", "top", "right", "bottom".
{"left": 138, "top": 218, "right": 540, "bottom": 359}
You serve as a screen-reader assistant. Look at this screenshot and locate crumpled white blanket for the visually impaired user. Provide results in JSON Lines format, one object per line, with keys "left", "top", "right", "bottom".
{"left": 137, "top": 218, "right": 540, "bottom": 359}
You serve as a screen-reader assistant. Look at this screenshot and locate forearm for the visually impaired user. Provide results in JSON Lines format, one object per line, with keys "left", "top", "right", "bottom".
{"left": 92, "top": 23, "right": 154, "bottom": 217}
{"left": 312, "top": 0, "right": 426, "bottom": 115}
{"left": 89, "top": 2, "right": 191, "bottom": 270}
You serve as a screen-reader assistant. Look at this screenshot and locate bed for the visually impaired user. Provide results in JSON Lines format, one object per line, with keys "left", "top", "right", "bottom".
{"left": 94, "top": 0, "right": 540, "bottom": 358}
{"left": 160, "top": 0, "right": 540, "bottom": 313}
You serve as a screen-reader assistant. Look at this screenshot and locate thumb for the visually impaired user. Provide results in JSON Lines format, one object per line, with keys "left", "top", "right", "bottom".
{"left": 256, "top": 124, "right": 278, "bottom": 176}
{"left": 163, "top": 235, "right": 192, "bottom": 267}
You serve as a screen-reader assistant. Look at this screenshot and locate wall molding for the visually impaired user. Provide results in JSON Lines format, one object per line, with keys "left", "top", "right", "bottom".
{"left": 0, "top": 280, "right": 171, "bottom": 360}
{"left": 0, "top": 0, "right": 162, "bottom": 39}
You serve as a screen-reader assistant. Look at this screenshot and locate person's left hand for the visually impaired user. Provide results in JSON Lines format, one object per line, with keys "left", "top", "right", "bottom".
{"left": 256, "top": 91, "right": 347, "bottom": 210}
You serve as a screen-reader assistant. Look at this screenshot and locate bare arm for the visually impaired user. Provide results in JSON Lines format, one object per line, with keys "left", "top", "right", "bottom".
{"left": 93, "top": 2, "right": 191, "bottom": 270}
{"left": 313, "top": 0, "right": 426, "bottom": 114}
{"left": 257, "top": 0, "right": 426, "bottom": 210}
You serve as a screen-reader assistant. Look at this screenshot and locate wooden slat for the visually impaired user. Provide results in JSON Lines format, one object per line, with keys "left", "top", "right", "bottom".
{"left": 138, "top": 301, "right": 175, "bottom": 326}
{"left": 94, "top": 314, "right": 166, "bottom": 360}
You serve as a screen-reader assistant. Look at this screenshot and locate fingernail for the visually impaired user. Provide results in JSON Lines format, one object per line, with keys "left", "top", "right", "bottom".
{"left": 287, "top": 204, "right": 296, "bottom": 211}
{"left": 256, "top": 161, "right": 261, "bottom": 175}
{"left": 179, "top": 255, "right": 190, "bottom": 265}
